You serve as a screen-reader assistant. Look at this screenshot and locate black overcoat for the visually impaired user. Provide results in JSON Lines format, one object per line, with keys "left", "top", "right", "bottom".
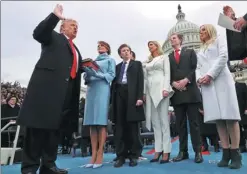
{"left": 226, "top": 27, "right": 247, "bottom": 61}
{"left": 110, "top": 60, "right": 145, "bottom": 123}
{"left": 235, "top": 82, "right": 247, "bottom": 125}
{"left": 17, "top": 13, "right": 82, "bottom": 134}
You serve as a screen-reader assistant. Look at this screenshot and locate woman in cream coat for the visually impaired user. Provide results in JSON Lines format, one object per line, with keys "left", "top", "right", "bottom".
{"left": 143, "top": 41, "right": 174, "bottom": 164}
{"left": 196, "top": 24, "right": 242, "bottom": 169}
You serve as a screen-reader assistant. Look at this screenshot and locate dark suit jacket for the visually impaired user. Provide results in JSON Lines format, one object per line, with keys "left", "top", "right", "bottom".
{"left": 226, "top": 26, "right": 247, "bottom": 61}
{"left": 244, "top": 13, "right": 247, "bottom": 21}
{"left": 169, "top": 48, "right": 201, "bottom": 106}
{"left": 110, "top": 60, "right": 145, "bottom": 123}
{"left": 17, "top": 13, "right": 83, "bottom": 133}
{"left": 235, "top": 82, "right": 247, "bottom": 125}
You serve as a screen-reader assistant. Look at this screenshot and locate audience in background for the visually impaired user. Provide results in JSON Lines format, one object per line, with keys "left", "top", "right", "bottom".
{"left": 1, "top": 81, "right": 26, "bottom": 106}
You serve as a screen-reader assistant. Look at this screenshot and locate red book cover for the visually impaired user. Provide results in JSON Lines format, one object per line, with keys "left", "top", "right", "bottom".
{"left": 81, "top": 58, "right": 99, "bottom": 71}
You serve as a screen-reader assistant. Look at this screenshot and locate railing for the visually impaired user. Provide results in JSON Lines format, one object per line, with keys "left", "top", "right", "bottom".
{"left": 1, "top": 116, "right": 21, "bottom": 165}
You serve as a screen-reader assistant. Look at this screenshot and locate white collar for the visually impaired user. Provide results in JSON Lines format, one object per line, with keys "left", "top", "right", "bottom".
{"left": 173, "top": 47, "right": 182, "bottom": 52}
{"left": 123, "top": 59, "right": 130, "bottom": 64}
{"left": 63, "top": 34, "right": 74, "bottom": 41}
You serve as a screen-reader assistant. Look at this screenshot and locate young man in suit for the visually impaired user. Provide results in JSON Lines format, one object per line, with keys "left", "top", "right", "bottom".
{"left": 235, "top": 81, "right": 247, "bottom": 152}
{"left": 168, "top": 33, "right": 203, "bottom": 163}
{"left": 112, "top": 50, "right": 143, "bottom": 162}
{"left": 111, "top": 44, "right": 145, "bottom": 167}
{"left": 17, "top": 4, "right": 83, "bottom": 174}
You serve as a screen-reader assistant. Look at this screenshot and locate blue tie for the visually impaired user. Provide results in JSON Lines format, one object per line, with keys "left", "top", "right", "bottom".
{"left": 118, "top": 62, "right": 126, "bottom": 83}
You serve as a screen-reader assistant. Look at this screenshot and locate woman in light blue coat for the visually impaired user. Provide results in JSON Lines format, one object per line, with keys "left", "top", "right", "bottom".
{"left": 83, "top": 41, "right": 116, "bottom": 168}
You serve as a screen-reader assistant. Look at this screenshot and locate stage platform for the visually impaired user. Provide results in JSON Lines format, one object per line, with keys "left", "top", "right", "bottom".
{"left": 2, "top": 137, "right": 246, "bottom": 174}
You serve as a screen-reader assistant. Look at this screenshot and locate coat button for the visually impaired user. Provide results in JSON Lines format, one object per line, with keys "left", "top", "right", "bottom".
{"left": 68, "top": 66, "right": 71, "bottom": 69}
{"left": 65, "top": 78, "right": 69, "bottom": 81}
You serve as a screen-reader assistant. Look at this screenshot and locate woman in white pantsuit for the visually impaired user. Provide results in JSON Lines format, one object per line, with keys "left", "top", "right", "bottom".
{"left": 196, "top": 24, "right": 242, "bottom": 169}
{"left": 143, "top": 41, "right": 174, "bottom": 164}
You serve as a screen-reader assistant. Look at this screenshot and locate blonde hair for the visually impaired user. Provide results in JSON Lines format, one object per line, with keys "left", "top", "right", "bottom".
{"left": 147, "top": 41, "right": 164, "bottom": 62}
{"left": 199, "top": 24, "right": 217, "bottom": 51}
{"left": 60, "top": 19, "right": 78, "bottom": 32}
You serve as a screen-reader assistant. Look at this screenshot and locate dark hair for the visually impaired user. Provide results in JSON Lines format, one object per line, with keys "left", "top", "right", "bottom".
{"left": 117, "top": 44, "right": 132, "bottom": 57}
{"left": 131, "top": 51, "right": 136, "bottom": 59}
{"left": 6, "top": 95, "right": 18, "bottom": 103}
{"left": 98, "top": 41, "right": 111, "bottom": 55}
{"left": 170, "top": 33, "right": 183, "bottom": 45}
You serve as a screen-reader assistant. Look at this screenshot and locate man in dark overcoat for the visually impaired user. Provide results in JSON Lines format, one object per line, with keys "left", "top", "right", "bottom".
{"left": 17, "top": 4, "right": 83, "bottom": 174}
{"left": 235, "top": 81, "right": 247, "bottom": 152}
{"left": 110, "top": 44, "right": 145, "bottom": 168}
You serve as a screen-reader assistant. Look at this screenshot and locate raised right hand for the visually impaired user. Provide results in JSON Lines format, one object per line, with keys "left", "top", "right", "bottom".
{"left": 53, "top": 4, "right": 65, "bottom": 20}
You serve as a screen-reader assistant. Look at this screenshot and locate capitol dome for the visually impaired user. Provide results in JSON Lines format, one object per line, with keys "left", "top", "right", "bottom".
{"left": 162, "top": 5, "right": 201, "bottom": 54}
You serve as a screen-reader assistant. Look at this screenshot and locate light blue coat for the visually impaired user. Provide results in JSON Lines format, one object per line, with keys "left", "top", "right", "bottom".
{"left": 83, "top": 53, "right": 116, "bottom": 126}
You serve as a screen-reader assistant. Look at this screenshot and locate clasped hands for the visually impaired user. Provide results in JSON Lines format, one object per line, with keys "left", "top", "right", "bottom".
{"left": 197, "top": 75, "right": 212, "bottom": 86}
{"left": 172, "top": 78, "right": 189, "bottom": 91}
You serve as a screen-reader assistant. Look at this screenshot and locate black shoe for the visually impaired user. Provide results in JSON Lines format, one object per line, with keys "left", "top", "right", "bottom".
{"left": 113, "top": 157, "right": 118, "bottom": 162}
{"left": 173, "top": 151, "right": 189, "bottom": 162}
{"left": 194, "top": 152, "right": 203, "bottom": 163}
{"left": 39, "top": 166, "right": 68, "bottom": 174}
{"left": 229, "top": 149, "right": 242, "bottom": 169}
{"left": 114, "top": 158, "right": 125, "bottom": 168}
{"left": 160, "top": 153, "right": 170, "bottom": 164}
{"left": 150, "top": 152, "right": 162, "bottom": 163}
{"left": 217, "top": 148, "right": 231, "bottom": 167}
{"left": 129, "top": 158, "right": 138, "bottom": 167}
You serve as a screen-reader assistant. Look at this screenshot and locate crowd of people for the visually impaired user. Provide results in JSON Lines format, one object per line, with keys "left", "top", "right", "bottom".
{"left": 1, "top": 81, "right": 27, "bottom": 106}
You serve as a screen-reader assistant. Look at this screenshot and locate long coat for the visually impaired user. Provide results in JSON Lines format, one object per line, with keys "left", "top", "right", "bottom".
{"left": 83, "top": 54, "right": 116, "bottom": 126}
{"left": 196, "top": 36, "right": 241, "bottom": 123}
{"left": 143, "top": 55, "right": 174, "bottom": 130}
{"left": 235, "top": 82, "right": 247, "bottom": 125}
{"left": 226, "top": 27, "right": 247, "bottom": 61}
{"left": 110, "top": 60, "right": 145, "bottom": 123}
{"left": 17, "top": 13, "right": 82, "bottom": 134}
{"left": 169, "top": 48, "right": 201, "bottom": 106}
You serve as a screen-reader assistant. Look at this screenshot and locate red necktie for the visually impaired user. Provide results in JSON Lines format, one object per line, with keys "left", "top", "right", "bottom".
{"left": 68, "top": 39, "right": 77, "bottom": 79}
{"left": 175, "top": 49, "right": 180, "bottom": 64}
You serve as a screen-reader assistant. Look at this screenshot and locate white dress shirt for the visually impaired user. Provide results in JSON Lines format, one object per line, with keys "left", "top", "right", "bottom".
{"left": 121, "top": 59, "right": 130, "bottom": 84}
{"left": 173, "top": 47, "right": 182, "bottom": 55}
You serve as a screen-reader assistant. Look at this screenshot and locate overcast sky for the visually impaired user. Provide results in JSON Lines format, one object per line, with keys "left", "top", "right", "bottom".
{"left": 1, "top": 1, "right": 246, "bottom": 87}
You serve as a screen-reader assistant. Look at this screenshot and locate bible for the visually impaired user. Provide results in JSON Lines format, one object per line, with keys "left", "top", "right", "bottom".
{"left": 81, "top": 58, "right": 99, "bottom": 71}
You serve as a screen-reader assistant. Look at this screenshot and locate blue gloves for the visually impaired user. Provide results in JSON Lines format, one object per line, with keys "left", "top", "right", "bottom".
{"left": 83, "top": 67, "right": 97, "bottom": 77}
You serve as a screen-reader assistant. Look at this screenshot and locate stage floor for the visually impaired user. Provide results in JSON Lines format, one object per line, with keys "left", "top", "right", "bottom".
{"left": 2, "top": 137, "right": 246, "bottom": 174}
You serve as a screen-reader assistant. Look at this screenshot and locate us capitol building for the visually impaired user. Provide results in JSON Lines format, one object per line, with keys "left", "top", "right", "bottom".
{"left": 162, "top": 5, "right": 201, "bottom": 54}
{"left": 162, "top": 4, "right": 247, "bottom": 84}
{"left": 80, "top": 5, "right": 247, "bottom": 98}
